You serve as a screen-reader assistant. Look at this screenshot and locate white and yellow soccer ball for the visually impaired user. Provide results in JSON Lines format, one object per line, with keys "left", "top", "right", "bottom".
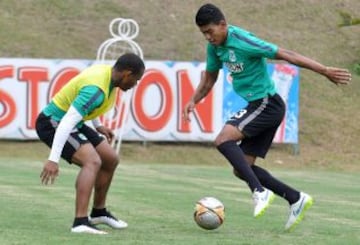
{"left": 193, "top": 197, "right": 225, "bottom": 230}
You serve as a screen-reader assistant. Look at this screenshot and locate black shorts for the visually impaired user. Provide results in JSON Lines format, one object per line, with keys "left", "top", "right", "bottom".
{"left": 226, "top": 93, "right": 285, "bottom": 158}
{"left": 35, "top": 112, "right": 105, "bottom": 163}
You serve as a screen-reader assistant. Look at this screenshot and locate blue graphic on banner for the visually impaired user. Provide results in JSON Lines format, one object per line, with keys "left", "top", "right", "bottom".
{"left": 222, "top": 63, "right": 299, "bottom": 144}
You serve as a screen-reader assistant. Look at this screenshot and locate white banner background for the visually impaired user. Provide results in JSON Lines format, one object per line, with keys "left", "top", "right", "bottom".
{"left": 0, "top": 58, "right": 298, "bottom": 143}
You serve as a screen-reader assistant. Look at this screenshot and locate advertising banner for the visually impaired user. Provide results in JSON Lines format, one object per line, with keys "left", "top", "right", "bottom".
{"left": 0, "top": 58, "right": 299, "bottom": 144}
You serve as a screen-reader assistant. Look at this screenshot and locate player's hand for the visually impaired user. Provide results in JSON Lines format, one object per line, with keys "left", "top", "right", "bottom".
{"left": 183, "top": 100, "right": 196, "bottom": 122}
{"left": 40, "top": 160, "right": 59, "bottom": 185}
{"left": 324, "top": 67, "right": 351, "bottom": 85}
{"left": 96, "top": 126, "right": 114, "bottom": 143}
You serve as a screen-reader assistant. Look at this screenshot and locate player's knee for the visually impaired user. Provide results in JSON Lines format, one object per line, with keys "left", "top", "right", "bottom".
{"left": 102, "top": 151, "right": 119, "bottom": 172}
{"left": 85, "top": 157, "right": 102, "bottom": 171}
{"left": 109, "top": 153, "right": 119, "bottom": 169}
{"left": 74, "top": 152, "right": 102, "bottom": 171}
{"left": 215, "top": 134, "right": 228, "bottom": 147}
{"left": 214, "top": 126, "right": 243, "bottom": 147}
{"left": 215, "top": 135, "right": 236, "bottom": 147}
{"left": 233, "top": 169, "right": 245, "bottom": 180}
{"left": 72, "top": 143, "right": 103, "bottom": 170}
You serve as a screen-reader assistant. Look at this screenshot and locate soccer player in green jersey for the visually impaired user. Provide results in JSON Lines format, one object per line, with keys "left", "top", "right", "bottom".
{"left": 183, "top": 4, "right": 351, "bottom": 231}
{"left": 35, "top": 53, "right": 145, "bottom": 234}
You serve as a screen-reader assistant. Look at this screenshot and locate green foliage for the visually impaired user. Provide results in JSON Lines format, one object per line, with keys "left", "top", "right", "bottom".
{"left": 354, "top": 62, "right": 360, "bottom": 75}
{"left": 338, "top": 10, "right": 360, "bottom": 76}
{"left": 338, "top": 10, "right": 360, "bottom": 27}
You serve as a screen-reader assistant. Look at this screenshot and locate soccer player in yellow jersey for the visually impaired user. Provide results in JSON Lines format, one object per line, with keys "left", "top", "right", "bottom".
{"left": 35, "top": 53, "right": 145, "bottom": 234}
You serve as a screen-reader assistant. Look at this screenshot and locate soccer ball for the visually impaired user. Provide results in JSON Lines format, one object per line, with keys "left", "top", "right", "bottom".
{"left": 193, "top": 197, "right": 225, "bottom": 230}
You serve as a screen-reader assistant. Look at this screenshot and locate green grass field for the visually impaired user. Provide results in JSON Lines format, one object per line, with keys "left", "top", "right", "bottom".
{"left": 1, "top": 157, "right": 359, "bottom": 245}
{"left": 0, "top": 1, "right": 359, "bottom": 244}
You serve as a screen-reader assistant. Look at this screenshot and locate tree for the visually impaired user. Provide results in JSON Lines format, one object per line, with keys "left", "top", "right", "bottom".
{"left": 338, "top": 11, "right": 360, "bottom": 27}
{"left": 338, "top": 11, "right": 360, "bottom": 75}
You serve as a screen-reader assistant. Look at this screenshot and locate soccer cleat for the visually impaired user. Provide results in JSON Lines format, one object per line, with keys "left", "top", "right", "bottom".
{"left": 71, "top": 224, "right": 107, "bottom": 235}
{"left": 90, "top": 209, "right": 128, "bottom": 229}
{"left": 285, "top": 192, "right": 313, "bottom": 231}
{"left": 252, "top": 188, "right": 275, "bottom": 218}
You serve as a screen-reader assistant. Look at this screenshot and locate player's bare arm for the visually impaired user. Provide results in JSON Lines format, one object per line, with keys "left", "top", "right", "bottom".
{"left": 92, "top": 117, "right": 114, "bottom": 144}
{"left": 183, "top": 70, "right": 218, "bottom": 121}
{"left": 275, "top": 47, "right": 351, "bottom": 85}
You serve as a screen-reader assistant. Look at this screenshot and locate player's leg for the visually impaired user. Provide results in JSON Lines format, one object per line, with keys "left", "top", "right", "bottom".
{"left": 215, "top": 99, "right": 276, "bottom": 218}
{"left": 35, "top": 113, "right": 106, "bottom": 234}
{"left": 233, "top": 159, "right": 301, "bottom": 205}
{"left": 246, "top": 131, "right": 315, "bottom": 232}
{"left": 215, "top": 124, "right": 264, "bottom": 193}
{"left": 79, "top": 124, "right": 128, "bottom": 229}
{"left": 90, "top": 141, "right": 128, "bottom": 229}
{"left": 70, "top": 148, "right": 106, "bottom": 234}
{"left": 234, "top": 94, "right": 313, "bottom": 230}
{"left": 247, "top": 103, "right": 313, "bottom": 231}
{"left": 70, "top": 141, "right": 109, "bottom": 234}
{"left": 71, "top": 144, "right": 102, "bottom": 219}
{"left": 239, "top": 128, "right": 301, "bottom": 205}
{"left": 215, "top": 125, "right": 274, "bottom": 218}
{"left": 233, "top": 156, "right": 312, "bottom": 229}
{"left": 92, "top": 141, "right": 118, "bottom": 209}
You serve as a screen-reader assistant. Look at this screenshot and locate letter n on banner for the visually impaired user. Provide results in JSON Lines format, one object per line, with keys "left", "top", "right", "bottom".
{"left": 177, "top": 70, "right": 214, "bottom": 133}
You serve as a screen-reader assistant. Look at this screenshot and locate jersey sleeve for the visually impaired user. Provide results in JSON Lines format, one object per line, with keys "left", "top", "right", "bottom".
{"left": 48, "top": 105, "right": 83, "bottom": 163}
{"left": 234, "top": 32, "right": 278, "bottom": 59}
{"left": 72, "top": 86, "right": 105, "bottom": 117}
{"left": 206, "top": 44, "right": 222, "bottom": 72}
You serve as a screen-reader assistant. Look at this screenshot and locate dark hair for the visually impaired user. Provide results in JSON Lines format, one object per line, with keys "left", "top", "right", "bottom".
{"left": 114, "top": 53, "right": 145, "bottom": 75}
{"left": 195, "top": 3, "right": 225, "bottom": 26}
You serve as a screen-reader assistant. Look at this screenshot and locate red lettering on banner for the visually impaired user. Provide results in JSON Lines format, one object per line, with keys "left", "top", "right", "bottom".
{"left": 0, "top": 66, "right": 14, "bottom": 78}
{"left": 177, "top": 70, "right": 213, "bottom": 133}
{"left": 0, "top": 92, "right": 17, "bottom": 128}
{"left": 0, "top": 66, "right": 16, "bottom": 127}
{"left": 18, "top": 67, "right": 48, "bottom": 129}
{"left": 48, "top": 68, "right": 80, "bottom": 101}
{"left": 132, "top": 69, "right": 173, "bottom": 132}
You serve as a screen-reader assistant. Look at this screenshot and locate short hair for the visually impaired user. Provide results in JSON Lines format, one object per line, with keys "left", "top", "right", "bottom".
{"left": 195, "top": 3, "right": 225, "bottom": 26}
{"left": 113, "top": 53, "right": 145, "bottom": 75}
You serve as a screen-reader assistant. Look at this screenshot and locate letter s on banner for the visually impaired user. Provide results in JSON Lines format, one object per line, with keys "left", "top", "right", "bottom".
{"left": 0, "top": 66, "right": 16, "bottom": 128}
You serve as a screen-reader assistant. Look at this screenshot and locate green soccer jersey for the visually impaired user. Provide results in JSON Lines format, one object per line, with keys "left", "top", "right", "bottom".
{"left": 206, "top": 25, "right": 278, "bottom": 102}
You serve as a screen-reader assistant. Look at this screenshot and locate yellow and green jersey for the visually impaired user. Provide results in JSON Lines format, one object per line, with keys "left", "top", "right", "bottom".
{"left": 206, "top": 25, "right": 278, "bottom": 102}
{"left": 43, "top": 64, "right": 116, "bottom": 126}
